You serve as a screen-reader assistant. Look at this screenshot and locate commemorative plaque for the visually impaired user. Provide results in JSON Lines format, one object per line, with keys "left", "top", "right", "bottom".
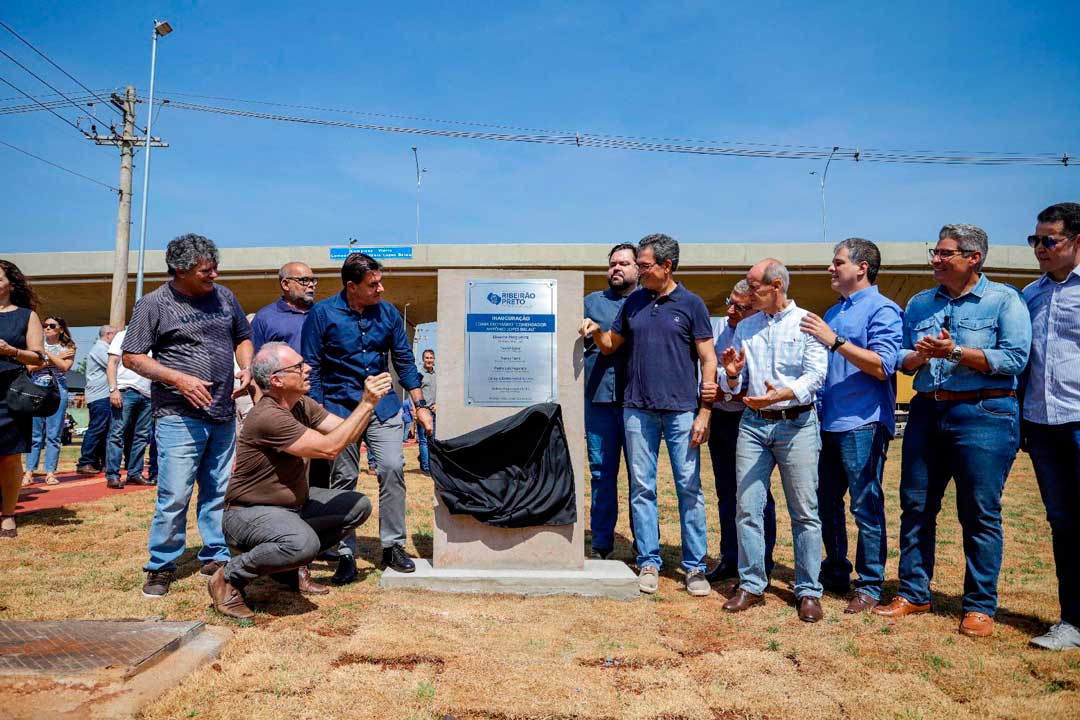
{"left": 465, "top": 279, "right": 557, "bottom": 406}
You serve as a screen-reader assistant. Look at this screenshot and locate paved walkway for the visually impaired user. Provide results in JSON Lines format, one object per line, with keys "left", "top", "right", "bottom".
{"left": 15, "top": 472, "right": 154, "bottom": 516}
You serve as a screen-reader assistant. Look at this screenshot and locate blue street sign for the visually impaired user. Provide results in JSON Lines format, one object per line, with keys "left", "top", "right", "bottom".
{"left": 329, "top": 246, "right": 414, "bottom": 261}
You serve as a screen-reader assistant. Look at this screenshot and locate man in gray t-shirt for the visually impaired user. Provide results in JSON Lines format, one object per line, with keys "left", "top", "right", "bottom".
{"left": 76, "top": 324, "right": 116, "bottom": 473}
{"left": 417, "top": 348, "right": 437, "bottom": 475}
{"left": 122, "top": 233, "right": 253, "bottom": 599}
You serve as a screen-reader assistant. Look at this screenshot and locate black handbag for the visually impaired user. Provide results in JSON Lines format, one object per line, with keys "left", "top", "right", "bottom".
{"left": 6, "top": 366, "right": 61, "bottom": 417}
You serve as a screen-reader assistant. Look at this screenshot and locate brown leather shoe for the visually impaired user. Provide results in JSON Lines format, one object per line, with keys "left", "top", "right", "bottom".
{"left": 106, "top": 478, "right": 124, "bottom": 489}
{"left": 872, "top": 596, "right": 931, "bottom": 618}
{"left": 297, "top": 566, "right": 330, "bottom": 596}
{"left": 722, "top": 588, "right": 765, "bottom": 613}
{"left": 959, "top": 611, "right": 994, "bottom": 638}
{"left": 845, "top": 592, "right": 880, "bottom": 614}
{"left": 207, "top": 567, "right": 254, "bottom": 620}
{"left": 798, "top": 596, "right": 823, "bottom": 623}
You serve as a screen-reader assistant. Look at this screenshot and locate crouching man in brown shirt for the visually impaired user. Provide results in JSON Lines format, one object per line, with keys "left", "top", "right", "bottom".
{"left": 208, "top": 341, "right": 392, "bottom": 619}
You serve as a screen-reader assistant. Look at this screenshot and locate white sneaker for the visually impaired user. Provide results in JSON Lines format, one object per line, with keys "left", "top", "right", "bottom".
{"left": 1030, "top": 621, "right": 1080, "bottom": 650}
{"left": 685, "top": 570, "right": 711, "bottom": 597}
{"left": 638, "top": 565, "right": 659, "bottom": 594}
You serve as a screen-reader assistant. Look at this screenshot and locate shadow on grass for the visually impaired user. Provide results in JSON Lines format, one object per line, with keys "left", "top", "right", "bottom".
{"left": 14, "top": 505, "right": 81, "bottom": 527}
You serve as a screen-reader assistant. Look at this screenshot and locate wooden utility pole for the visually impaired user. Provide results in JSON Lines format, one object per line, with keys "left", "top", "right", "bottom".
{"left": 94, "top": 86, "right": 168, "bottom": 328}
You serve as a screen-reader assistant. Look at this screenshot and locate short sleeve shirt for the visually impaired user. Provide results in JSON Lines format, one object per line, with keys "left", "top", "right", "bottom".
{"left": 121, "top": 283, "right": 251, "bottom": 422}
{"left": 226, "top": 395, "right": 329, "bottom": 508}
{"left": 611, "top": 284, "right": 713, "bottom": 412}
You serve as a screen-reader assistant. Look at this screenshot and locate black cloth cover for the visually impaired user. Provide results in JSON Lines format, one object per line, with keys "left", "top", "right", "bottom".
{"left": 430, "top": 403, "right": 576, "bottom": 528}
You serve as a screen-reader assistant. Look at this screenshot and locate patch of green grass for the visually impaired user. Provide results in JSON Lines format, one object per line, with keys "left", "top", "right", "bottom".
{"left": 766, "top": 625, "right": 779, "bottom": 634}
{"left": 880, "top": 625, "right": 893, "bottom": 635}
{"left": 1045, "top": 680, "right": 1067, "bottom": 693}
{"left": 766, "top": 639, "right": 779, "bottom": 652}
{"left": 416, "top": 680, "right": 436, "bottom": 702}
{"left": 923, "top": 653, "right": 952, "bottom": 671}
{"left": 842, "top": 640, "right": 859, "bottom": 657}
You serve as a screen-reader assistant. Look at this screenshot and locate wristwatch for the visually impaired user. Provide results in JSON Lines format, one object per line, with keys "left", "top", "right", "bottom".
{"left": 947, "top": 345, "right": 963, "bottom": 363}
{"left": 830, "top": 336, "right": 847, "bottom": 352}
{"left": 415, "top": 399, "right": 429, "bottom": 409}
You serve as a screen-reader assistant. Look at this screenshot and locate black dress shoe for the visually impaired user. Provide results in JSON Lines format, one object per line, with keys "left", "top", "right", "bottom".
{"left": 705, "top": 561, "right": 738, "bottom": 583}
{"left": 382, "top": 545, "right": 416, "bottom": 573}
{"left": 106, "top": 478, "right": 124, "bottom": 489}
{"left": 331, "top": 555, "right": 358, "bottom": 585}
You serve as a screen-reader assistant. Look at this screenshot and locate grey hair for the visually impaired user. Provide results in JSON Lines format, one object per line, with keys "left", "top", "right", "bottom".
{"left": 732, "top": 279, "right": 751, "bottom": 296}
{"left": 251, "top": 341, "right": 290, "bottom": 391}
{"left": 165, "top": 233, "right": 219, "bottom": 277}
{"left": 638, "top": 233, "right": 680, "bottom": 271}
{"left": 98, "top": 324, "right": 117, "bottom": 338}
{"left": 761, "top": 258, "right": 790, "bottom": 293}
{"left": 939, "top": 224, "right": 988, "bottom": 271}
{"left": 834, "top": 237, "right": 882, "bottom": 283}
{"left": 278, "top": 264, "right": 289, "bottom": 281}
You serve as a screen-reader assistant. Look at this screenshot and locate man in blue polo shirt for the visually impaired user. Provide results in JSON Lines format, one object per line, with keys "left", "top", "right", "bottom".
{"left": 251, "top": 262, "right": 317, "bottom": 354}
{"left": 301, "top": 252, "right": 433, "bottom": 584}
{"left": 581, "top": 233, "right": 717, "bottom": 597}
{"left": 874, "top": 224, "right": 1030, "bottom": 639}
{"left": 581, "top": 242, "right": 638, "bottom": 560}
{"left": 800, "top": 238, "right": 903, "bottom": 614}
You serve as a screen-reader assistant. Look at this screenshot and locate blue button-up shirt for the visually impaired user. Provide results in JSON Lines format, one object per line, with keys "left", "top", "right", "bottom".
{"left": 820, "top": 285, "right": 903, "bottom": 435}
{"left": 900, "top": 274, "right": 1031, "bottom": 393}
{"left": 583, "top": 288, "right": 630, "bottom": 404}
{"left": 301, "top": 291, "right": 421, "bottom": 421}
{"left": 251, "top": 298, "right": 309, "bottom": 354}
{"left": 1022, "top": 267, "right": 1080, "bottom": 425}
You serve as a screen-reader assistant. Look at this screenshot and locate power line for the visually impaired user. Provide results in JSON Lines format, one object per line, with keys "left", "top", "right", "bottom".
{"left": 0, "top": 21, "right": 126, "bottom": 124}
{"left": 0, "top": 87, "right": 112, "bottom": 103}
{"left": 0, "top": 94, "right": 100, "bottom": 116}
{"left": 0, "top": 47, "right": 117, "bottom": 134}
{"left": 0, "top": 73, "right": 89, "bottom": 137}
{"left": 161, "top": 99, "right": 1072, "bottom": 167}
{"left": 0, "top": 137, "right": 118, "bottom": 191}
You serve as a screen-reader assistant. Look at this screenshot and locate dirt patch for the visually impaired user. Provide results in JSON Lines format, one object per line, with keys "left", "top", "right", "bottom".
{"left": 329, "top": 652, "right": 447, "bottom": 671}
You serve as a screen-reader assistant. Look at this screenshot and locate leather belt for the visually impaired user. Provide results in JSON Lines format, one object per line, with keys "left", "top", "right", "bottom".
{"left": 916, "top": 389, "right": 1016, "bottom": 402}
{"left": 717, "top": 391, "right": 746, "bottom": 403}
{"left": 752, "top": 404, "right": 814, "bottom": 421}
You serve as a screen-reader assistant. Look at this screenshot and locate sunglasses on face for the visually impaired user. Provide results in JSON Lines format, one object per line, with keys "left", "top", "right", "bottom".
{"left": 43, "top": 323, "right": 59, "bottom": 329}
{"left": 928, "top": 248, "right": 973, "bottom": 261}
{"left": 725, "top": 298, "right": 752, "bottom": 312}
{"left": 1028, "top": 235, "right": 1074, "bottom": 250}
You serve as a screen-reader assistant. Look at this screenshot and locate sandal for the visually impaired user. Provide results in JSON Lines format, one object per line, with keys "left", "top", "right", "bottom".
{"left": 44, "top": 473, "right": 59, "bottom": 486}
{"left": 21, "top": 472, "right": 33, "bottom": 487}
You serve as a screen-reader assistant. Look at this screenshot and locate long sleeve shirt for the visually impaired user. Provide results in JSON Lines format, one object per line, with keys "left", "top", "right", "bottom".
{"left": 899, "top": 274, "right": 1031, "bottom": 393}
{"left": 1022, "top": 267, "right": 1080, "bottom": 425}
{"left": 300, "top": 291, "right": 421, "bottom": 422}
{"left": 730, "top": 300, "right": 827, "bottom": 409}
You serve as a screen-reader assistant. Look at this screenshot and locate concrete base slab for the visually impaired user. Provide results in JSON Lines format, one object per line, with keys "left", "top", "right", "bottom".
{"left": 379, "top": 558, "right": 640, "bottom": 600}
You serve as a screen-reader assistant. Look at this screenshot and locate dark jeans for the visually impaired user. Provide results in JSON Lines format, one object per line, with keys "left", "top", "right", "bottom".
{"left": 708, "top": 408, "right": 775, "bottom": 573}
{"left": 818, "top": 422, "right": 889, "bottom": 599}
{"left": 78, "top": 397, "right": 112, "bottom": 468}
{"left": 584, "top": 400, "right": 634, "bottom": 554}
{"left": 222, "top": 487, "right": 373, "bottom": 589}
{"left": 898, "top": 395, "right": 1018, "bottom": 615}
{"left": 417, "top": 412, "right": 436, "bottom": 472}
{"left": 1027, "top": 421, "right": 1080, "bottom": 627}
{"left": 105, "top": 390, "right": 153, "bottom": 481}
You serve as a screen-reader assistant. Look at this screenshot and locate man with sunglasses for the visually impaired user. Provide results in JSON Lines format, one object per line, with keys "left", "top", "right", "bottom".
{"left": 704, "top": 279, "right": 777, "bottom": 584}
{"left": 301, "top": 252, "right": 431, "bottom": 584}
{"left": 251, "top": 262, "right": 318, "bottom": 354}
{"left": 875, "top": 225, "right": 1030, "bottom": 638}
{"left": 209, "top": 342, "right": 393, "bottom": 619}
{"left": 799, "top": 238, "right": 903, "bottom": 614}
{"left": 1021, "top": 202, "right": 1080, "bottom": 650}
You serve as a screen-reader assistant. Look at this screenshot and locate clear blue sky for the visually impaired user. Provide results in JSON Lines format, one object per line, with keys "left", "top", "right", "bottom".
{"left": 2, "top": 0, "right": 1077, "bottom": 257}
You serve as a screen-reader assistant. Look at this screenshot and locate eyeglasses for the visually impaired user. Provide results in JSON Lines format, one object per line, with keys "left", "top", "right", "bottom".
{"left": 725, "top": 298, "right": 752, "bottom": 312}
{"left": 272, "top": 360, "right": 305, "bottom": 376}
{"left": 43, "top": 323, "right": 59, "bottom": 329}
{"left": 285, "top": 276, "right": 319, "bottom": 286}
{"left": 636, "top": 261, "right": 657, "bottom": 272}
{"left": 928, "top": 248, "right": 974, "bottom": 261}
{"left": 1027, "top": 234, "right": 1074, "bottom": 250}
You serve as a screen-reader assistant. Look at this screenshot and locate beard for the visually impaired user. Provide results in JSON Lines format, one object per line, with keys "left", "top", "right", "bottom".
{"left": 608, "top": 275, "right": 633, "bottom": 292}
{"left": 288, "top": 291, "right": 315, "bottom": 309}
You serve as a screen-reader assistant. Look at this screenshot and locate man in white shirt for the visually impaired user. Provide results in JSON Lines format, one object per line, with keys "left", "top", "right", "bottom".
{"left": 720, "top": 258, "right": 828, "bottom": 622}
{"left": 104, "top": 329, "right": 155, "bottom": 489}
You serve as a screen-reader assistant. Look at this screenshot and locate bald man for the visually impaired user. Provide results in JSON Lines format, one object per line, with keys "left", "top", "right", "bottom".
{"left": 250, "top": 262, "right": 319, "bottom": 354}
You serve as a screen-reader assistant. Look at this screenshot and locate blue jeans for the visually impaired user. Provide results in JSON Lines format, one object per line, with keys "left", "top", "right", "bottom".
{"left": 708, "top": 408, "right": 776, "bottom": 573}
{"left": 417, "top": 413, "right": 436, "bottom": 472}
{"left": 898, "top": 395, "right": 1018, "bottom": 615}
{"left": 26, "top": 384, "right": 68, "bottom": 473}
{"left": 623, "top": 408, "right": 707, "bottom": 573}
{"left": 105, "top": 390, "right": 153, "bottom": 480}
{"left": 77, "top": 397, "right": 112, "bottom": 468}
{"left": 1025, "top": 421, "right": 1080, "bottom": 627}
{"left": 818, "top": 423, "right": 889, "bottom": 599}
{"left": 585, "top": 400, "right": 633, "bottom": 553}
{"left": 144, "top": 415, "right": 235, "bottom": 572}
{"left": 736, "top": 409, "right": 824, "bottom": 598}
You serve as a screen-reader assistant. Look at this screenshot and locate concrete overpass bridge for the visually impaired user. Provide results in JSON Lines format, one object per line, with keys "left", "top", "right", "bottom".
{"left": 6, "top": 242, "right": 1042, "bottom": 328}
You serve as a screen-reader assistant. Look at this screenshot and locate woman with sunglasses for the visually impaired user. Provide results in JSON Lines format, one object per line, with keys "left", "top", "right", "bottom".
{"left": 22, "top": 315, "right": 76, "bottom": 486}
{"left": 0, "top": 260, "right": 45, "bottom": 538}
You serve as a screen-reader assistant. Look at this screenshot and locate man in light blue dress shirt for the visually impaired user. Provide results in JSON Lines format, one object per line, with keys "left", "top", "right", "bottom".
{"left": 875, "top": 224, "right": 1031, "bottom": 640}
{"left": 800, "top": 239, "right": 902, "bottom": 614}
{"left": 1023, "top": 202, "right": 1080, "bottom": 651}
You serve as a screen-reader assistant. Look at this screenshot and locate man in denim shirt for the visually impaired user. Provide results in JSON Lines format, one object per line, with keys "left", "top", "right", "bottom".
{"left": 301, "top": 253, "right": 432, "bottom": 584}
{"left": 800, "top": 238, "right": 902, "bottom": 614}
{"left": 875, "top": 224, "right": 1031, "bottom": 639}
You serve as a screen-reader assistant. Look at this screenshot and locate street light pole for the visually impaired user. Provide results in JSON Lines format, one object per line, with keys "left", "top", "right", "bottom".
{"left": 411, "top": 146, "right": 422, "bottom": 245}
{"left": 134, "top": 19, "right": 173, "bottom": 300}
{"left": 810, "top": 146, "right": 840, "bottom": 245}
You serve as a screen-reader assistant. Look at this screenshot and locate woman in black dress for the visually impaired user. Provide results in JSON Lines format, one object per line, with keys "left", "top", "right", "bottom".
{"left": 0, "top": 260, "right": 45, "bottom": 538}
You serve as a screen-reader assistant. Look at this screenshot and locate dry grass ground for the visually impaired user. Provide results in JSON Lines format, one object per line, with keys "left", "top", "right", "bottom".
{"left": 2, "top": 442, "right": 1078, "bottom": 720}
